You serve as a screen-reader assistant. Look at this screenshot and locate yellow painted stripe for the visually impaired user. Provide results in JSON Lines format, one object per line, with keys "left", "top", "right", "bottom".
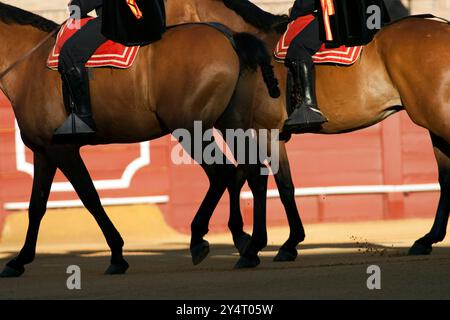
{"left": 0, "top": 205, "right": 185, "bottom": 249}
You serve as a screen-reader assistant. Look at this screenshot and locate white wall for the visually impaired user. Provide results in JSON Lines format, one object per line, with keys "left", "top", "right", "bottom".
{"left": 5, "top": 0, "right": 69, "bottom": 21}
{"left": 4, "top": 0, "right": 292, "bottom": 12}
{"left": 4, "top": 0, "right": 450, "bottom": 22}
{"left": 4, "top": 0, "right": 291, "bottom": 22}
{"left": 409, "top": 0, "right": 450, "bottom": 17}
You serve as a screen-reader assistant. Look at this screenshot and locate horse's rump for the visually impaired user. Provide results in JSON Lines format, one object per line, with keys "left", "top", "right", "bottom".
{"left": 373, "top": 18, "right": 450, "bottom": 138}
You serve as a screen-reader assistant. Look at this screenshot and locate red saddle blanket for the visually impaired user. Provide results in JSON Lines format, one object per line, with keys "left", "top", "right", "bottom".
{"left": 47, "top": 18, "right": 140, "bottom": 70}
{"left": 274, "top": 15, "right": 363, "bottom": 65}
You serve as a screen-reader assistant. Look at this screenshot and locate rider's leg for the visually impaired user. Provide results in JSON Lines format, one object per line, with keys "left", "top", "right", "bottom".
{"left": 283, "top": 18, "right": 327, "bottom": 134}
{"left": 55, "top": 17, "right": 107, "bottom": 138}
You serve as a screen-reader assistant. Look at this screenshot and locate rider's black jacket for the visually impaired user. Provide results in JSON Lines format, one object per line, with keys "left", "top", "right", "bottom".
{"left": 291, "top": 0, "right": 316, "bottom": 19}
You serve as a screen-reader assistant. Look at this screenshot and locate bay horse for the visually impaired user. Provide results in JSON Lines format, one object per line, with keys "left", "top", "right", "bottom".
{"left": 166, "top": 0, "right": 450, "bottom": 268}
{"left": 0, "top": 2, "right": 279, "bottom": 277}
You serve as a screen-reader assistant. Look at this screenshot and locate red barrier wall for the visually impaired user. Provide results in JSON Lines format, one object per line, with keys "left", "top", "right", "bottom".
{"left": 0, "top": 91, "right": 439, "bottom": 235}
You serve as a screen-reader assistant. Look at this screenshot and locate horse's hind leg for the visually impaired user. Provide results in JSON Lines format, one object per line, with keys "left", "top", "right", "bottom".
{"left": 235, "top": 163, "right": 268, "bottom": 269}
{"left": 0, "top": 150, "right": 56, "bottom": 277}
{"left": 190, "top": 163, "right": 234, "bottom": 265}
{"left": 409, "top": 132, "right": 450, "bottom": 255}
{"left": 190, "top": 163, "right": 252, "bottom": 264}
{"left": 227, "top": 165, "right": 251, "bottom": 255}
{"left": 273, "top": 143, "right": 305, "bottom": 262}
{"left": 51, "top": 146, "right": 129, "bottom": 274}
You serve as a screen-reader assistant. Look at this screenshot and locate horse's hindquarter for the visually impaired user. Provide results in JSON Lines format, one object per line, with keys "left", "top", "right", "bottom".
{"left": 81, "top": 25, "right": 240, "bottom": 143}
{"left": 149, "top": 25, "right": 240, "bottom": 133}
{"left": 251, "top": 61, "right": 286, "bottom": 131}
{"left": 376, "top": 19, "right": 450, "bottom": 140}
{"left": 315, "top": 41, "right": 402, "bottom": 133}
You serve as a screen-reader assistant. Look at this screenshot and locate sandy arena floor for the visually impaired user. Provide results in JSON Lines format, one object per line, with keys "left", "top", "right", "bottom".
{"left": 0, "top": 219, "right": 449, "bottom": 300}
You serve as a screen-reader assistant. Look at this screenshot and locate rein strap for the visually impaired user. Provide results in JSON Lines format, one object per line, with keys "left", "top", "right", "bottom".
{"left": 0, "top": 25, "right": 61, "bottom": 80}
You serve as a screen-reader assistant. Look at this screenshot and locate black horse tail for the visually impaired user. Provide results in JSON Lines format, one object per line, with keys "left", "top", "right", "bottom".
{"left": 233, "top": 32, "right": 280, "bottom": 99}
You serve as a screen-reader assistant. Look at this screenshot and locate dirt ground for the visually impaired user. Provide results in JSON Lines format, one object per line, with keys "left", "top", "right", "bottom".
{"left": 0, "top": 218, "right": 449, "bottom": 300}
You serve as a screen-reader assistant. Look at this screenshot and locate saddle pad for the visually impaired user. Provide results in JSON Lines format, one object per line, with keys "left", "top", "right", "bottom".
{"left": 47, "top": 18, "right": 140, "bottom": 70}
{"left": 274, "top": 15, "right": 363, "bottom": 65}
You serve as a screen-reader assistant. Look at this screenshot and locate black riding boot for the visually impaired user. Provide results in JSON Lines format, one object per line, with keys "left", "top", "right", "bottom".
{"left": 54, "top": 66, "right": 96, "bottom": 141}
{"left": 282, "top": 59, "right": 327, "bottom": 134}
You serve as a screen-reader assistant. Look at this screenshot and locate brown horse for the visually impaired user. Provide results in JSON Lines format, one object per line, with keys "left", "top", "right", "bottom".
{"left": 0, "top": 2, "right": 279, "bottom": 276}
{"left": 166, "top": 0, "right": 450, "bottom": 268}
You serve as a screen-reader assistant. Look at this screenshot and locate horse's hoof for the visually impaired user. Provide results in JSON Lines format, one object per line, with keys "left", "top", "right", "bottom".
{"left": 0, "top": 265, "right": 25, "bottom": 278}
{"left": 190, "top": 240, "right": 210, "bottom": 266}
{"left": 234, "top": 233, "right": 252, "bottom": 256}
{"left": 234, "top": 255, "right": 260, "bottom": 269}
{"left": 408, "top": 241, "right": 432, "bottom": 256}
{"left": 274, "top": 247, "right": 298, "bottom": 262}
{"left": 104, "top": 261, "right": 129, "bottom": 275}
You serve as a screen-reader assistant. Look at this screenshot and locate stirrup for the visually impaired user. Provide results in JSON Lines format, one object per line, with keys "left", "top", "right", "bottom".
{"left": 53, "top": 113, "right": 96, "bottom": 143}
{"left": 282, "top": 105, "right": 328, "bottom": 134}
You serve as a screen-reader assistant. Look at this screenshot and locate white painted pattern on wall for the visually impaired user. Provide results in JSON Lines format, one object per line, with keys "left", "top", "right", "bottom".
{"left": 14, "top": 121, "right": 151, "bottom": 192}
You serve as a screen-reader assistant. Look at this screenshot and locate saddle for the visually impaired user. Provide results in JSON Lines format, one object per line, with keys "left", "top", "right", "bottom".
{"left": 274, "top": 15, "right": 363, "bottom": 66}
{"left": 47, "top": 18, "right": 140, "bottom": 70}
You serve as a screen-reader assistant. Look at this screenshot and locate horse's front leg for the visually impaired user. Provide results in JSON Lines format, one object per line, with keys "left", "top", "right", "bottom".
{"left": 0, "top": 150, "right": 56, "bottom": 277}
{"left": 52, "top": 146, "right": 128, "bottom": 274}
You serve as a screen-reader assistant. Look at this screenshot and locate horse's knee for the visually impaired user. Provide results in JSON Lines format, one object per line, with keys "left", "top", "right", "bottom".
{"left": 28, "top": 202, "right": 47, "bottom": 223}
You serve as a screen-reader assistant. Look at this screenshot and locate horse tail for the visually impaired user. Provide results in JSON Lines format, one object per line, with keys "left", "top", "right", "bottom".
{"left": 222, "top": 0, "right": 290, "bottom": 33}
{"left": 233, "top": 32, "right": 281, "bottom": 98}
